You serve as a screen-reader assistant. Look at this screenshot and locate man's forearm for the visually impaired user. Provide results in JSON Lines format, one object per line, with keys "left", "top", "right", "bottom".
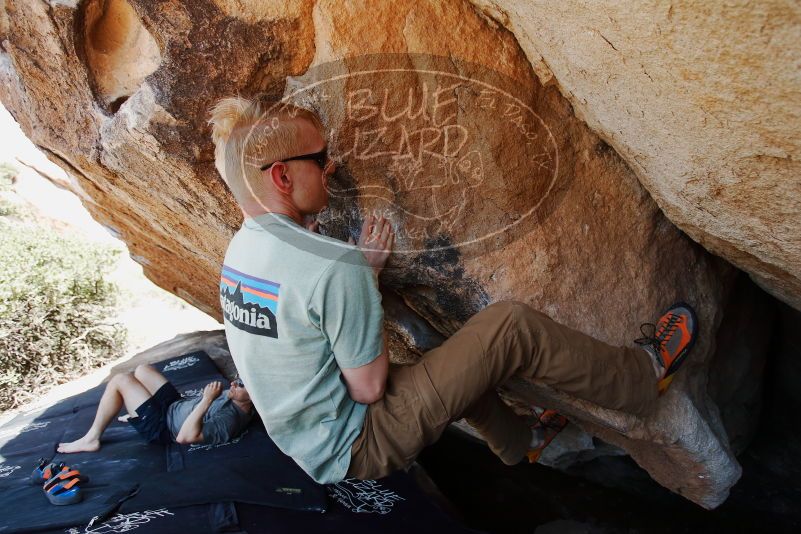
{"left": 176, "top": 399, "right": 212, "bottom": 442}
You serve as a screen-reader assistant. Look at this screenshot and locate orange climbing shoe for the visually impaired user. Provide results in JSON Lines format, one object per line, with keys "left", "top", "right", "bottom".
{"left": 634, "top": 302, "right": 698, "bottom": 394}
{"left": 526, "top": 408, "right": 569, "bottom": 464}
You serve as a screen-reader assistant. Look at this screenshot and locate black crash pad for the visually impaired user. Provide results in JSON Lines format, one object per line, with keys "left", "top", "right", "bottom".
{"left": 1, "top": 350, "right": 480, "bottom": 534}
{"left": 0, "top": 351, "right": 326, "bottom": 533}
{"left": 36, "top": 472, "right": 482, "bottom": 533}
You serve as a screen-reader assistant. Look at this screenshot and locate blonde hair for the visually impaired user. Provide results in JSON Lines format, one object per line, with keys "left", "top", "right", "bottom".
{"left": 208, "top": 96, "right": 324, "bottom": 207}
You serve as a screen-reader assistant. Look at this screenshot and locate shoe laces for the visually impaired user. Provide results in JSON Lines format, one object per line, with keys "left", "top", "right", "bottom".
{"left": 529, "top": 407, "right": 566, "bottom": 432}
{"left": 634, "top": 312, "right": 682, "bottom": 366}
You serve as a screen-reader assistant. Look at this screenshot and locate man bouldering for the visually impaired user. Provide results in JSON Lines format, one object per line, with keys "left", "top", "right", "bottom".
{"left": 209, "top": 96, "right": 698, "bottom": 483}
{"left": 57, "top": 364, "right": 254, "bottom": 452}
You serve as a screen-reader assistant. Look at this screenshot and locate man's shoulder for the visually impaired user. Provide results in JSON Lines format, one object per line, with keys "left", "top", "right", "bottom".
{"left": 207, "top": 394, "right": 245, "bottom": 419}
{"left": 266, "top": 233, "right": 370, "bottom": 290}
{"left": 258, "top": 222, "right": 362, "bottom": 265}
{"left": 203, "top": 399, "right": 253, "bottom": 439}
{"left": 228, "top": 215, "right": 366, "bottom": 269}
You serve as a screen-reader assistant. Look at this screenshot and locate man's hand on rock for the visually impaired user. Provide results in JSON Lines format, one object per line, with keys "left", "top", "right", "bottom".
{"left": 348, "top": 214, "right": 394, "bottom": 276}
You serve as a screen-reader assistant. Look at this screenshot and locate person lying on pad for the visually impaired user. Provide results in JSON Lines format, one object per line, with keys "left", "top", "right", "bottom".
{"left": 207, "top": 96, "right": 698, "bottom": 484}
{"left": 57, "top": 364, "right": 254, "bottom": 453}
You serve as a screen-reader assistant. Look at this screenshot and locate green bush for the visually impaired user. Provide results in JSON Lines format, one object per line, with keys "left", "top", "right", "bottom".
{"left": 0, "top": 218, "right": 127, "bottom": 413}
{"left": 0, "top": 162, "right": 16, "bottom": 189}
{"left": 0, "top": 163, "right": 17, "bottom": 216}
{"left": 0, "top": 203, "right": 16, "bottom": 217}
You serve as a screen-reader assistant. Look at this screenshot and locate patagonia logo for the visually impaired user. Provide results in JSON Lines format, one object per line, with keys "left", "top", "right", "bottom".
{"left": 219, "top": 264, "right": 280, "bottom": 338}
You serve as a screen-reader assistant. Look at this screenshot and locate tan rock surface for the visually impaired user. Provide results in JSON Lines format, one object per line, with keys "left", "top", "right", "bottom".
{"left": 468, "top": 0, "right": 801, "bottom": 309}
{"left": 0, "top": 0, "right": 776, "bottom": 508}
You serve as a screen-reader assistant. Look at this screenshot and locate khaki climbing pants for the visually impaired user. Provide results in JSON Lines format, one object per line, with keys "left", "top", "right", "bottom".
{"left": 346, "top": 300, "right": 659, "bottom": 480}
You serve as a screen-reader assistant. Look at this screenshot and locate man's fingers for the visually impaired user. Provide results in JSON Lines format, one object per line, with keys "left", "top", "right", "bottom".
{"left": 367, "top": 217, "right": 381, "bottom": 241}
{"left": 367, "top": 216, "right": 391, "bottom": 245}
{"left": 366, "top": 220, "right": 380, "bottom": 244}
{"left": 361, "top": 215, "right": 374, "bottom": 234}
{"left": 360, "top": 215, "right": 375, "bottom": 246}
{"left": 359, "top": 215, "right": 398, "bottom": 250}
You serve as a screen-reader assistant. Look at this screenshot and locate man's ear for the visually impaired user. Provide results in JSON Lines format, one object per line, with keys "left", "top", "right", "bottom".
{"left": 265, "top": 162, "right": 292, "bottom": 194}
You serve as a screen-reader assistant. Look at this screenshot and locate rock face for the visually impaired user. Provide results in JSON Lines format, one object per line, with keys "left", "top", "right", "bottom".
{"left": 466, "top": 0, "right": 801, "bottom": 310}
{"left": 0, "top": 0, "right": 785, "bottom": 508}
{"left": 707, "top": 272, "right": 778, "bottom": 455}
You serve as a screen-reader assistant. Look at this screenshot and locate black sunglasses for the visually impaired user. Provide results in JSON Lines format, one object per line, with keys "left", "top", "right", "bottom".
{"left": 260, "top": 147, "right": 329, "bottom": 171}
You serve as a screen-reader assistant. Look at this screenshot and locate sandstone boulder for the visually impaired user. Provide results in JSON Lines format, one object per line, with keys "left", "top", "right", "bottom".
{"left": 467, "top": 0, "right": 801, "bottom": 310}
{"left": 0, "top": 0, "right": 775, "bottom": 508}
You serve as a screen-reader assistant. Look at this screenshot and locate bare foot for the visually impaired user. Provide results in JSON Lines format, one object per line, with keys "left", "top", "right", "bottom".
{"left": 57, "top": 436, "right": 100, "bottom": 454}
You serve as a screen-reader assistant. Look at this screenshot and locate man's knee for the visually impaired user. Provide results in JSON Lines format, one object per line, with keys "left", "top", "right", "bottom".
{"left": 110, "top": 371, "right": 135, "bottom": 388}
{"left": 491, "top": 300, "right": 543, "bottom": 321}
{"left": 484, "top": 300, "right": 521, "bottom": 318}
{"left": 492, "top": 301, "right": 553, "bottom": 336}
{"left": 134, "top": 364, "right": 155, "bottom": 380}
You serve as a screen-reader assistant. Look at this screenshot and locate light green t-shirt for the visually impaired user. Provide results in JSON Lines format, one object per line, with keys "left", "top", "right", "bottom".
{"left": 219, "top": 212, "right": 384, "bottom": 484}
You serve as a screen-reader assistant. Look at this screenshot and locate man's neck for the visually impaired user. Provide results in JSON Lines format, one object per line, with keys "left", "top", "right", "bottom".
{"left": 241, "top": 203, "right": 303, "bottom": 226}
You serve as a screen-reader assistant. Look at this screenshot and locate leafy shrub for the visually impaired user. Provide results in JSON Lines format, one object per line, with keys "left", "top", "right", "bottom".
{"left": 0, "top": 203, "right": 16, "bottom": 217}
{"left": 0, "top": 162, "right": 16, "bottom": 188}
{"left": 0, "top": 163, "right": 17, "bottom": 216}
{"left": 0, "top": 218, "right": 127, "bottom": 413}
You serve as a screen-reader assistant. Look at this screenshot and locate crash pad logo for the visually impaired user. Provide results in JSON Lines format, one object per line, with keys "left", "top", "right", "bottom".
{"left": 328, "top": 478, "right": 405, "bottom": 515}
{"left": 162, "top": 355, "right": 199, "bottom": 373}
{"left": 219, "top": 264, "right": 279, "bottom": 338}
{"left": 0, "top": 465, "right": 21, "bottom": 478}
